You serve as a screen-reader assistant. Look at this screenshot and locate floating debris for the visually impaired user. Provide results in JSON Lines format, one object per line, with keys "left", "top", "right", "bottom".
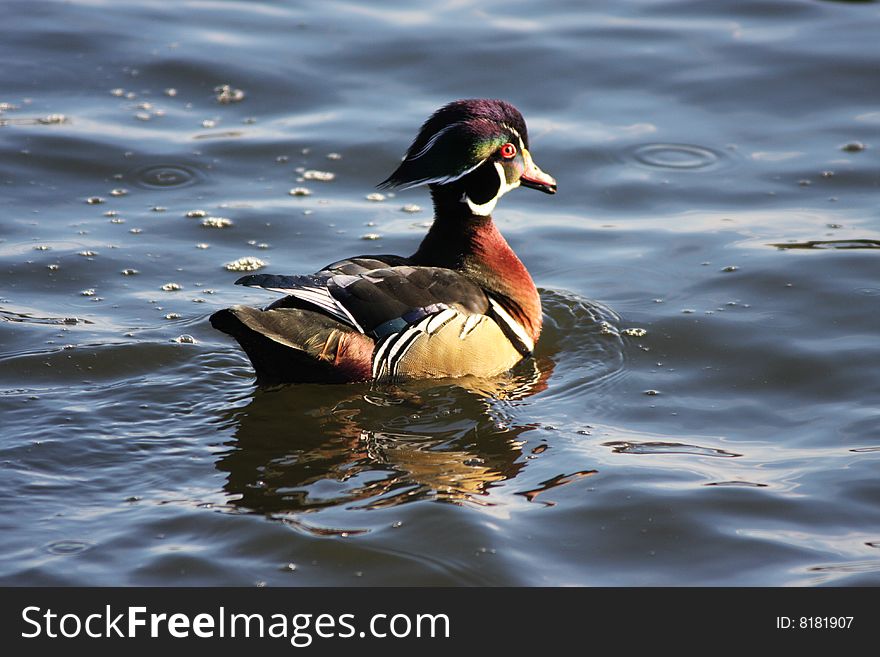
{"left": 80, "top": 289, "right": 96, "bottom": 297}
{"left": 135, "top": 112, "right": 151, "bottom": 122}
{"left": 215, "top": 84, "right": 245, "bottom": 104}
{"left": 721, "top": 265, "right": 739, "bottom": 272}
{"left": 121, "top": 268, "right": 139, "bottom": 276}
{"left": 598, "top": 321, "right": 618, "bottom": 336}
{"left": 160, "top": 282, "right": 182, "bottom": 291}
{"left": 109, "top": 217, "right": 125, "bottom": 224}
{"left": 33, "top": 245, "right": 51, "bottom": 251}
{"left": 225, "top": 256, "right": 266, "bottom": 272}
{"left": 38, "top": 114, "right": 67, "bottom": 125}
{"left": 47, "top": 264, "right": 60, "bottom": 271}
{"left": 201, "top": 216, "right": 232, "bottom": 228}
{"left": 360, "top": 233, "right": 382, "bottom": 241}
{"left": 821, "top": 170, "right": 834, "bottom": 179}
{"left": 603, "top": 441, "right": 741, "bottom": 458}
{"left": 841, "top": 141, "right": 866, "bottom": 153}
{"left": 303, "top": 170, "right": 335, "bottom": 182}
{"left": 103, "top": 210, "right": 118, "bottom": 217}
{"left": 289, "top": 187, "right": 311, "bottom": 196}
{"left": 185, "top": 209, "right": 208, "bottom": 218}
{"left": 797, "top": 179, "right": 811, "bottom": 187}
{"left": 164, "top": 88, "right": 178, "bottom": 97}
{"left": 365, "top": 192, "right": 385, "bottom": 202}
{"left": 78, "top": 250, "right": 98, "bottom": 257}
{"left": 681, "top": 308, "right": 696, "bottom": 314}
{"left": 771, "top": 239, "right": 880, "bottom": 250}
{"left": 644, "top": 389, "right": 660, "bottom": 396}
{"left": 111, "top": 88, "right": 125, "bottom": 97}
{"left": 196, "top": 243, "right": 210, "bottom": 249}
{"left": 257, "top": 243, "right": 269, "bottom": 249}
{"left": 129, "top": 228, "right": 142, "bottom": 234}
{"left": 151, "top": 206, "right": 167, "bottom": 212}
{"left": 110, "top": 188, "right": 128, "bottom": 197}
{"left": 86, "top": 196, "right": 105, "bottom": 205}
{"left": 164, "top": 313, "right": 181, "bottom": 320}
{"left": 623, "top": 328, "right": 647, "bottom": 337}
{"left": 173, "top": 334, "right": 196, "bottom": 343}
{"left": 401, "top": 204, "right": 422, "bottom": 213}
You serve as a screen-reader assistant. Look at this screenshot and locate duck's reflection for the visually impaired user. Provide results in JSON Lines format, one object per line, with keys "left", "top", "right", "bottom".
{"left": 215, "top": 358, "right": 554, "bottom": 520}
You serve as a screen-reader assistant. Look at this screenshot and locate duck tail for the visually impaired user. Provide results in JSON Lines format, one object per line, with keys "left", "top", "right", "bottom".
{"left": 210, "top": 305, "right": 374, "bottom": 384}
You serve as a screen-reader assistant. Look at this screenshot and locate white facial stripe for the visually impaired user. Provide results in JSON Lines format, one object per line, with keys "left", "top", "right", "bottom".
{"left": 396, "top": 158, "right": 488, "bottom": 190}
{"left": 465, "top": 161, "right": 520, "bottom": 216}
{"left": 502, "top": 123, "right": 521, "bottom": 140}
{"left": 407, "top": 122, "right": 461, "bottom": 161}
{"left": 489, "top": 297, "right": 534, "bottom": 353}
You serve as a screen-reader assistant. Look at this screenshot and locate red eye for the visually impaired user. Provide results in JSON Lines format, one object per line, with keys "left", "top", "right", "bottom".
{"left": 500, "top": 142, "right": 517, "bottom": 159}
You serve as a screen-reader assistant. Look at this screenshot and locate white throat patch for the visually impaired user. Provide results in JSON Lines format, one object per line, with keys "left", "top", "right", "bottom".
{"left": 464, "top": 162, "right": 520, "bottom": 216}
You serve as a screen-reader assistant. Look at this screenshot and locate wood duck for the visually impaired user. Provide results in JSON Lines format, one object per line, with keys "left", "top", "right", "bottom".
{"left": 210, "top": 99, "right": 557, "bottom": 384}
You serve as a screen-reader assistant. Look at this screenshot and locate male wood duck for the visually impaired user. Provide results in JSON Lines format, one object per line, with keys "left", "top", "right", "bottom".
{"left": 210, "top": 99, "right": 557, "bottom": 384}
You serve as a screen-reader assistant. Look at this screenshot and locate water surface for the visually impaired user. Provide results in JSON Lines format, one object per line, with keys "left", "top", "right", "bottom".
{"left": 1, "top": 0, "right": 879, "bottom": 586}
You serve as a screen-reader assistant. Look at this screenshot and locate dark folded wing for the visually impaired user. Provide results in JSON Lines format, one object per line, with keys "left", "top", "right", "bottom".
{"left": 236, "top": 265, "right": 489, "bottom": 339}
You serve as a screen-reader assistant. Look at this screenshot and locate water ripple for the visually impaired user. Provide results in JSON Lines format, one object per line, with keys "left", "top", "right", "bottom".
{"left": 630, "top": 143, "right": 723, "bottom": 170}
{"left": 129, "top": 163, "right": 202, "bottom": 189}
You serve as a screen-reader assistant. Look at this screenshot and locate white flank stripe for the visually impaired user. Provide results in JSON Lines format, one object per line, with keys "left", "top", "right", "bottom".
{"left": 489, "top": 298, "right": 534, "bottom": 353}
{"left": 413, "top": 314, "right": 435, "bottom": 333}
{"left": 425, "top": 308, "right": 458, "bottom": 334}
{"left": 459, "top": 314, "right": 482, "bottom": 339}
{"left": 389, "top": 330, "right": 423, "bottom": 377}
{"left": 386, "top": 327, "right": 418, "bottom": 364}
{"left": 372, "top": 335, "right": 394, "bottom": 379}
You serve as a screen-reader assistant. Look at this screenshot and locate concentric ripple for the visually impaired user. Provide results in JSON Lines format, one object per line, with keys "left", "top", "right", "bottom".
{"left": 631, "top": 143, "right": 722, "bottom": 170}
{"left": 129, "top": 164, "right": 201, "bottom": 189}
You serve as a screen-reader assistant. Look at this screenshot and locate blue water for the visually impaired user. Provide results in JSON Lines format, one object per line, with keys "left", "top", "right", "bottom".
{"left": 1, "top": 0, "right": 879, "bottom": 586}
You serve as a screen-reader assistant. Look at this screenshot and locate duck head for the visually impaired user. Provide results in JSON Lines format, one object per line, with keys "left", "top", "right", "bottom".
{"left": 379, "top": 99, "right": 556, "bottom": 216}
